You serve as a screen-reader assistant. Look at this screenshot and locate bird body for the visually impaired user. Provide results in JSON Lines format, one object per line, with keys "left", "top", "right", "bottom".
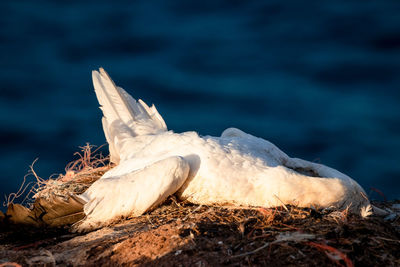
{"left": 76, "top": 68, "right": 371, "bottom": 231}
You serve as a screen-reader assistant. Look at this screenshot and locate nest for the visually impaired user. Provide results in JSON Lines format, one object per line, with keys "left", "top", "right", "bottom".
{"left": 1, "top": 144, "right": 111, "bottom": 227}
{"left": 0, "top": 144, "right": 399, "bottom": 266}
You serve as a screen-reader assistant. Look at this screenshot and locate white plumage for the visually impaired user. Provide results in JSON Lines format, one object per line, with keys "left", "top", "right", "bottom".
{"left": 76, "top": 68, "right": 371, "bottom": 231}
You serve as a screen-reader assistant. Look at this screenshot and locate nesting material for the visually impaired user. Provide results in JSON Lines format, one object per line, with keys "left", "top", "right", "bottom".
{"left": 2, "top": 196, "right": 399, "bottom": 266}
{"left": 3, "top": 144, "right": 111, "bottom": 227}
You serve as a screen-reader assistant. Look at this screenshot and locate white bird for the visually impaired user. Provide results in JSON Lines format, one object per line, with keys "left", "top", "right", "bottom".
{"left": 75, "top": 68, "right": 371, "bottom": 231}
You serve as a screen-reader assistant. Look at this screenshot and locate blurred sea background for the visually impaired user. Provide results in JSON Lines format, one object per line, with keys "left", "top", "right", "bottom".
{"left": 0, "top": 1, "right": 399, "bottom": 210}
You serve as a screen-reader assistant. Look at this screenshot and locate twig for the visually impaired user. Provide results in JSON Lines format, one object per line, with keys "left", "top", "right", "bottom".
{"left": 147, "top": 215, "right": 154, "bottom": 228}
{"left": 274, "top": 195, "right": 289, "bottom": 212}
{"left": 29, "top": 158, "right": 45, "bottom": 184}
{"left": 307, "top": 241, "right": 353, "bottom": 267}
{"left": 373, "top": 236, "right": 400, "bottom": 243}
{"left": 231, "top": 242, "right": 270, "bottom": 258}
{"left": 4, "top": 160, "right": 42, "bottom": 206}
{"left": 183, "top": 205, "right": 203, "bottom": 221}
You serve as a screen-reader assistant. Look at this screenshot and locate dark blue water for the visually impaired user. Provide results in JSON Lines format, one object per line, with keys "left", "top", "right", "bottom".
{"left": 1, "top": 1, "right": 399, "bottom": 209}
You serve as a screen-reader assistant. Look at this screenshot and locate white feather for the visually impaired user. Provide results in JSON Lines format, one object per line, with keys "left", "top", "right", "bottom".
{"left": 76, "top": 156, "right": 189, "bottom": 231}
{"left": 76, "top": 68, "right": 371, "bottom": 232}
{"left": 92, "top": 68, "right": 167, "bottom": 163}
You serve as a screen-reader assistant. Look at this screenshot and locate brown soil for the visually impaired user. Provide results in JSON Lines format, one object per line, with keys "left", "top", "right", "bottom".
{"left": 1, "top": 147, "right": 399, "bottom": 266}
{"left": 1, "top": 198, "right": 399, "bottom": 267}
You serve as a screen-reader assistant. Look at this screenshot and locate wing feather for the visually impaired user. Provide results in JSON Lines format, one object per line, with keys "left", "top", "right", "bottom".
{"left": 92, "top": 68, "right": 168, "bottom": 163}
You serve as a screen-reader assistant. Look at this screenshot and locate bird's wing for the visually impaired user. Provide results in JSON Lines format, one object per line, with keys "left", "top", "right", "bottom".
{"left": 221, "top": 127, "right": 290, "bottom": 165}
{"left": 92, "top": 68, "right": 167, "bottom": 163}
{"left": 221, "top": 128, "right": 351, "bottom": 178}
{"left": 74, "top": 156, "right": 189, "bottom": 232}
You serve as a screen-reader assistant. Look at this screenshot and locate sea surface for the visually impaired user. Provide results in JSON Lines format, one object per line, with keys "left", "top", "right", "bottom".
{"left": 0, "top": 1, "right": 399, "bottom": 210}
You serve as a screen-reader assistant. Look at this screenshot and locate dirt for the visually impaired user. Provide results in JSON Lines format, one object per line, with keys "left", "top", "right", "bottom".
{"left": 1, "top": 147, "right": 399, "bottom": 266}
{"left": 1, "top": 198, "right": 399, "bottom": 267}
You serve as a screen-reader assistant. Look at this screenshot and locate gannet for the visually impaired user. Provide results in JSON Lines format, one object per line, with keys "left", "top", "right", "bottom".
{"left": 75, "top": 68, "right": 371, "bottom": 231}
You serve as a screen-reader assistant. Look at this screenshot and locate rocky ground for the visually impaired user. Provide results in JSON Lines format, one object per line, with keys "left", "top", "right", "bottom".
{"left": 1, "top": 198, "right": 399, "bottom": 266}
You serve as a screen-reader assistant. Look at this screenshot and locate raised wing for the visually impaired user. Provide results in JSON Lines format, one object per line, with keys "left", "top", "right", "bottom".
{"left": 92, "top": 68, "right": 167, "bottom": 163}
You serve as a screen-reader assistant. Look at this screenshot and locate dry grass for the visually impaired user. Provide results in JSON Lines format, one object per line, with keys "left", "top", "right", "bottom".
{"left": 4, "top": 144, "right": 111, "bottom": 207}
{"left": 1, "top": 145, "right": 399, "bottom": 266}
{"left": 95, "top": 196, "right": 399, "bottom": 266}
